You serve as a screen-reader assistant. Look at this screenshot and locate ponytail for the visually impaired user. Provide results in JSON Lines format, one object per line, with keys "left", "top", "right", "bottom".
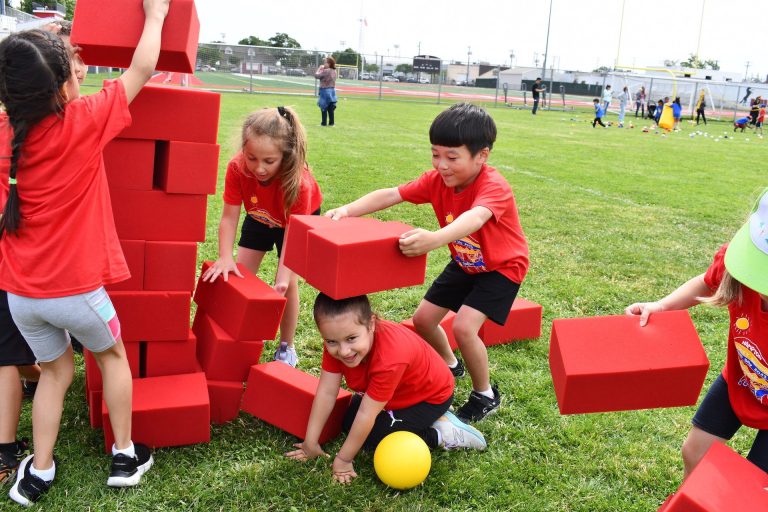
{"left": 701, "top": 269, "right": 743, "bottom": 307}
{"left": 0, "top": 119, "right": 28, "bottom": 235}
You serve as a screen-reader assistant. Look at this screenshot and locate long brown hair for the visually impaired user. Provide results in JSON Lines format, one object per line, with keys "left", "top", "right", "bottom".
{"left": 240, "top": 106, "right": 308, "bottom": 216}
{"left": 702, "top": 269, "right": 743, "bottom": 307}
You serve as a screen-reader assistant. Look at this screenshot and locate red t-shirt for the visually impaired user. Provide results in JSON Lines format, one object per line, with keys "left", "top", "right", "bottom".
{"left": 223, "top": 152, "right": 322, "bottom": 228}
{"left": 321, "top": 319, "right": 454, "bottom": 410}
{"left": 0, "top": 80, "right": 131, "bottom": 298}
{"left": 704, "top": 244, "right": 768, "bottom": 429}
{"left": 398, "top": 164, "right": 529, "bottom": 284}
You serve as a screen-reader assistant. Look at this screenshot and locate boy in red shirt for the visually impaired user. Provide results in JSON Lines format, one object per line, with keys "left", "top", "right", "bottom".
{"left": 286, "top": 294, "right": 486, "bottom": 484}
{"left": 326, "top": 103, "right": 529, "bottom": 422}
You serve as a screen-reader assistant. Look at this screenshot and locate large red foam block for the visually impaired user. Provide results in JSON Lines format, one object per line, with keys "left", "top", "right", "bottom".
{"left": 110, "top": 188, "right": 207, "bottom": 242}
{"left": 207, "top": 380, "right": 245, "bottom": 425}
{"left": 401, "top": 311, "right": 458, "bottom": 351}
{"left": 144, "top": 241, "right": 197, "bottom": 291}
{"left": 155, "top": 141, "right": 220, "bottom": 195}
{"left": 84, "top": 342, "right": 140, "bottom": 392}
{"left": 108, "top": 291, "right": 191, "bottom": 341}
{"left": 193, "top": 262, "right": 286, "bottom": 341}
{"left": 192, "top": 311, "right": 265, "bottom": 381}
{"left": 480, "top": 298, "right": 543, "bottom": 346}
{"left": 103, "top": 139, "right": 154, "bottom": 191}
{"left": 241, "top": 362, "right": 352, "bottom": 444}
{"left": 283, "top": 216, "right": 426, "bottom": 299}
{"left": 71, "top": 0, "right": 199, "bottom": 73}
{"left": 102, "top": 372, "right": 210, "bottom": 452}
{"left": 118, "top": 85, "right": 220, "bottom": 144}
{"left": 549, "top": 310, "right": 709, "bottom": 414}
{"left": 105, "top": 240, "right": 145, "bottom": 291}
{"left": 660, "top": 443, "right": 768, "bottom": 511}
{"left": 144, "top": 332, "right": 200, "bottom": 377}
{"left": 87, "top": 388, "right": 103, "bottom": 428}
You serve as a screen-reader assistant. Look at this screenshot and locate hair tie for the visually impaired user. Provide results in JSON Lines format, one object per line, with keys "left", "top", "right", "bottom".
{"left": 9, "top": 177, "right": 17, "bottom": 185}
{"left": 277, "top": 106, "right": 288, "bottom": 119}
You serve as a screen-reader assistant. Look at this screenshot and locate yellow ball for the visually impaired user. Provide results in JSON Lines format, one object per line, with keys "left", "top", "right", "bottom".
{"left": 373, "top": 431, "right": 431, "bottom": 490}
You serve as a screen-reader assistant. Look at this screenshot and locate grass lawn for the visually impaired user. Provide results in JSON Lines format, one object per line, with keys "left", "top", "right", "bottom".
{"left": 15, "top": 88, "right": 767, "bottom": 511}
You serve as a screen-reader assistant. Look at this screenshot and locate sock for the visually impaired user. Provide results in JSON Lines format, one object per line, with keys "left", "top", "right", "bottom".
{"left": 112, "top": 442, "right": 135, "bottom": 458}
{"left": 476, "top": 388, "right": 495, "bottom": 400}
{"left": 447, "top": 360, "right": 459, "bottom": 369}
{"left": 30, "top": 460, "right": 55, "bottom": 482}
{"left": 0, "top": 441, "right": 16, "bottom": 453}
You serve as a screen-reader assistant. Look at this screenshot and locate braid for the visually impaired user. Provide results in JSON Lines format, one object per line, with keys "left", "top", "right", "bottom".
{"left": 0, "top": 119, "right": 27, "bottom": 236}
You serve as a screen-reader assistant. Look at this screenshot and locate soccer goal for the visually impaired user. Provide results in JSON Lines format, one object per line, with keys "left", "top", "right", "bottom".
{"left": 336, "top": 64, "right": 359, "bottom": 80}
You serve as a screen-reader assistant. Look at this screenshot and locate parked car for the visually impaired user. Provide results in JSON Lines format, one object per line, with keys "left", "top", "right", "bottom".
{"left": 360, "top": 72, "right": 373, "bottom": 80}
{"left": 405, "top": 77, "right": 417, "bottom": 83}
{"left": 201, "top": 65, "right": 216, "bottom": 72}
{"left": 419, "top": 77, "right": 430, "bottom": 84}
{"left": 382, "top": 75, "right": 399, "bottom": 82}
{"left": 286, "top": 68, "right": 306, "bottom": 76}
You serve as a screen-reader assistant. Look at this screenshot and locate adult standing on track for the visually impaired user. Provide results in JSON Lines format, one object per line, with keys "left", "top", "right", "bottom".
{"left": 315, "top": 57, "right": 338, "bottom": 127}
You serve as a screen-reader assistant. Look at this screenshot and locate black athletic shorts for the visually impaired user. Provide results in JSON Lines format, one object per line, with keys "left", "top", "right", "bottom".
{"left": 238, "top": 207, "right": 321, "bottom": 257}
{"left": 0, "top": 290, "right": 36, "bottom": 366}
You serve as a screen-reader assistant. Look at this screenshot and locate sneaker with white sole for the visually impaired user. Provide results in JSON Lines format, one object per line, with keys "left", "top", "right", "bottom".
{"left": 449, "top": 357, "right": 466, "bottom": 379}
{"left": 432, "top": 411, "right": 487, "bottom": 450}
{"left": 274, "top": 341, "right": 298, "bottom": 367}
{"left": 107, "top": 443, "right": 153, "bottom": 488}
{"left": 0, "top": 439, "right": 29, "bottom": 486}
{"left": 9, "top": 455, "right": 52, "bottom": 506}
{"left": 456, "top": 385, "right": 501, "bottom": 423}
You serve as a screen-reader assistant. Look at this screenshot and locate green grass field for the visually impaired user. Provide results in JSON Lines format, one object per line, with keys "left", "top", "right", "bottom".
{"left": 14, "top": 89, "right": 767, "bottom": 511}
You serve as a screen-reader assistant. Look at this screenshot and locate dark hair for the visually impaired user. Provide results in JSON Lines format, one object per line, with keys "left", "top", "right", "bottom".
{"left": 429, "top": 102, "right": 496, "bottom": 156}
{"left": 0, "top": 30, "right": 71, "bottom": 236}
{"left": 673, "top": 97, "right": 681, "bottom": 105}
{"left": 313, "top": 293, "right": 373, "bottom": 327}
{"left": 326, "top": 56, "right": 336, "bottom": 69}
{"left": 50, "top": 20, "right": 73, "bottom": 36}
{"left": 593, "top": 98, "right": 599, "bottom": 102}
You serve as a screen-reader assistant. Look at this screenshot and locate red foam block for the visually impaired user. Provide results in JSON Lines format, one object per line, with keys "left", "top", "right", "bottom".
{"left": 84, "top": 341, "right": 140, "bottom": 392}
{"left": 105, "top": 240, "right": 145, "bottom": 291}
{"left": 108, "top": 291, "right": 191, "bottom": 341}
{"left": 144, "top": 332, "right": 200, "bottom": 378}
{"left": 70, "top": 0, "right": 199, "bottom": 73}
{"left": 549, "top": 310, "right": 709, "bottom": 414}
{"left": 241, "top": 362, "right": 352, "bottom": 444}
{"left": 87, "top": 388, "right": 103, "bottom": 428}
{"left": 102, "top": 372, "right": 210, "bottom": 452}
{"left": 480, "top": 298, "right": 543, "bottom": 346}
{"left": 207, "top": 380, "right": 245, "bottom": 425}
{"left": 193, "top": 262, "right": 286, "bottom": 341}
{"left": 303, "top": 219, "right": 426, "bottom": 299}
{"left": 661, "top": 443, "right": 768, "bottom": 511}
{"left": 119, "top": 85, "right": 220, "bottom": 144}
{"left": 155, "top": 141, "right": 220, "bottom": 195}
{"left": 103, "top": 139, "right": 155, "bottom": 191}
{"left": 401, "top": 311, "right": 458, "bottom": 351}
{"left": 110, "top": 188, "right": 208, "bottom": 242}
{"left": 284, "top": 215, "right": 355, "bottom": 277}
{"left": 144, "top": 241, "right": 197, "bottom": 291}
{"left": 192, "top": 311, "right": 265, "bottom": 381}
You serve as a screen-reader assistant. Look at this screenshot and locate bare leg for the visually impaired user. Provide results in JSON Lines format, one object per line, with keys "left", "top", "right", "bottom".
{"left": 0, "top": 366, "right": 22, "bottom": 444}
{"left": 453, "top": 305, "right": 491, "bottom": 392}
{"left": 92, "top": 339, "right": 133, "bottom": 450}
{"left": 279, "top": 276, "right": 299, "bottom": 347}
{"left": 681, "top": 425, "right": 726, "bottom": 479}
{"left": 412, "top": 300, "right": 454, "bottom": 364}
{"left": 32, "top": 346, "right": 74, "bottom": 471}
{"left": 235, "top": 247, "right": 266, "bottom": 276}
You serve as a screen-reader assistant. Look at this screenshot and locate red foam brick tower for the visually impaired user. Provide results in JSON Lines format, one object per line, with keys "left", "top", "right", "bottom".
{"left": 207, "top": 380, "right": 245, "bottom": 425}
{"left": 71, "top": 0, "right": 200, "bottom": 73}
{"left": 659, "top": 442, "right": 768, "bottom": 511}
{"left": 241, "top": 362, "right": 352, "bottom": 444}
{"left": 549, "top": 310, "right": 709, "bottom": 414}
{"left": 192, "top": 311, "right": 265, "bottom": 382}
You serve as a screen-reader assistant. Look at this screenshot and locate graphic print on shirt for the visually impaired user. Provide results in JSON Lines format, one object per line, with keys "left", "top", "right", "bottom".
{"left": 735, "top": 315, "right": 768, "bottom": 403}
{"left": 445, "top": 213, "right": 487, "bottom": 272}
{"left": 246, "top": 195, "right": 282, "bottom": 228}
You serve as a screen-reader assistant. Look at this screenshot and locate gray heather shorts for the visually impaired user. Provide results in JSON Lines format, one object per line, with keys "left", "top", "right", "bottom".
{"left": 7, "top": 287, "right": 120, "bottom": 363}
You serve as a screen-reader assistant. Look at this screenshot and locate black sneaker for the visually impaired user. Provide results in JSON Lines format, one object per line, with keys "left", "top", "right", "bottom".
{"left": 450, "top": 358, "right": 466, "bottom": 379}
{"left": 0, "top": 439, "right": 30, "bottom": 486}
{"left": 107, "top": 443, "right": 153, "bottom": 488}
{"left": 456, "top": 385, "right": 501, "bottom": 423}
{"left": 21, "top": 380, "right": 37, "bottom": 399}
{"left": 9, "top": 455, "right": 52, "bottom": 506}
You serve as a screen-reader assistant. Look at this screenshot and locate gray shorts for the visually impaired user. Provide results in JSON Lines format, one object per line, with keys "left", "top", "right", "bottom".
{"left": 8, "top": 287, "right": 121, "bottom": 363}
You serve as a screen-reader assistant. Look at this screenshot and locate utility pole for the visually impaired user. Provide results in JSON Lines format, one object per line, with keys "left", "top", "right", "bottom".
{"left": 466, "top": 46, "right": 472, "bottom": 86}
{"left": 541, "top": 0, "right": 553, "bottom": 77}
{"left": 745, "top": 61, "right": 751, "bottom": 81}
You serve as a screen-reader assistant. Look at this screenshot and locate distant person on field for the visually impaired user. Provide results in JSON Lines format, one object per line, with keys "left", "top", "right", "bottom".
{"left": 635, "top": 86, "right": 646, "bottom": 118}
{"left": 601, "top": 84, "right": 613, "bottom": 115}
{"left": 672, "top": 97, "right": 683, "bottom": 131}
{"left": 617, "top": 86, "right": 630, "bottom": 127}
{"left": 734, "top": 115, "right": 752, "bottom": 132}
{"left": 695, "top": 91, "right": 707, "bottom": 125}
{"left": 750, "top": 96, "right": 762, "bottom": 126}
{"left": 531, "top": 77, "right": 545, "bottom": 115}
{"left": 756, "top": 103, "right": 766, "bottom": 135}
{"left": 314, "top": 56, "right": 337, "bottom": 126}
{"left": 592, "top": 98, "right": 606, "bottom": 128}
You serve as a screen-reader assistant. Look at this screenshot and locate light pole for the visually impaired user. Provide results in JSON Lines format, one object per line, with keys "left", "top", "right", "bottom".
{"left": 466, "top": 46, "right": 472, "bottom": 86}
{"left": 248, "top": 48, "right": 254, "bottom": 92}
{"left": 541, "top": 0, "right": 552, "bottom": 77}
{"left": 509, "top": 50, "right": 515, "bottom": 68}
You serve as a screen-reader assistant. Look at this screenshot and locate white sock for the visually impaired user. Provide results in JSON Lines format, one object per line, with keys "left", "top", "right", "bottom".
{"left": 112, "top": 442, "right": 135, "bottom": 458}
{"left": 30, "top": 459, "right": 55, "bottom": 482}
{"left": 476, "top": 387, "right": 495, "bottom": 399}
{"left": 447, "top": 360, "right": 459, "bottom": 368}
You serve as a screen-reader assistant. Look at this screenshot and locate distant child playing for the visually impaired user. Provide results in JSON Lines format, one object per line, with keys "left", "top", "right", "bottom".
{"left": 593, "top": 99, "right": 606, "bottom": 128}
{"left": 326, "top": 103, "right": 529, "bottom": 423}
{"left": 734, "top": 115, "right": 752, "bottom": 132}
{"left": 625, "top": 188, "right": 768, "bottom": 476}
{"left": 201, "top": 106, "right": 322, "bottom": 367}
{"left": 672, "top": 97, "right": 683, "bottom": 131}
{"left": 286, "top": 294, "right": 486, "bottom": 484}
{"left": 0, "top": 0, "right": 171, "bottom": 505}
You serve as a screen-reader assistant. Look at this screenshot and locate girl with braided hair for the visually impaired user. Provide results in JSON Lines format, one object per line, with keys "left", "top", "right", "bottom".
{"left": 0, "top": 0, "right": 170, "bottom": 505}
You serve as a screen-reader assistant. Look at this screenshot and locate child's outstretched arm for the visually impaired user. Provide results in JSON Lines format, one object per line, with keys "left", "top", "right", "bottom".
{"left": 285, "top": 370, "right": 342, "bottom": 461}
{"left": 201, "top": 204, "right": 244, "bottom": 282}
{"left": 119, "top": 0, "right": 170, "bottom": 103}
{"left": 625, "top": 273, "right": 710, "bottom": 326}
{"left": 325, "top": 188, "right": 403, "bottom": 220}
{"left": 332, "top": 394, "right": 387, "bottom": 485}
{"left": 399, "top": 205, "right": 492, "bottom": 257}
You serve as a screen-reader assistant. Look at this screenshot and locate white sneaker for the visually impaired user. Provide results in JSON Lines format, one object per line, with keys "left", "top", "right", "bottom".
{"left": 274, "top": 341, "right": 298, "bottom": 367}
{"left": 432, "top": 411, "right": 487, "bottom": 450}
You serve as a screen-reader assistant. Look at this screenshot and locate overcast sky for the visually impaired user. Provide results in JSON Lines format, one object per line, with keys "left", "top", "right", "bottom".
{"left": 196, "top": 0, "right": 766, "bottom": 79}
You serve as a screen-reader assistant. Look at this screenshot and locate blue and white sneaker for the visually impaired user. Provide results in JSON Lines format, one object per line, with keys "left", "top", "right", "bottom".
{"left": 432, "top": 411, "right": 487, "bottom": 450}
{"left": 274, "top": 341, "right": 298, "bottom": 368}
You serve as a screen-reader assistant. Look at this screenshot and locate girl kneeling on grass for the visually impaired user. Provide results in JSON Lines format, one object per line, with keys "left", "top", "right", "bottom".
{"left": 286, "top": 293, "right": 487, "bottom": 484}
{"left": 625, "top": 187, "right": 768, "bottom": 477}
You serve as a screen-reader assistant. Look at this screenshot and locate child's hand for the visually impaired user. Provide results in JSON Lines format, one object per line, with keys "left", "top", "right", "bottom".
{"left": 399, "top": 228, "right": 438, "bottom": 257}
{"left": 285, "top": 442, "right": 328, "bottom": 461}
{"left": 202, "top": 258, "right": 243, "bottom": 283}
{"left": 624, "top": 301, "right": 665, "bottom": 327}
{"left": 332, "top": 455, "right": 357, "bottom": 484}
{"left": 325, "top": 206, "right": 350, "bottom": 220}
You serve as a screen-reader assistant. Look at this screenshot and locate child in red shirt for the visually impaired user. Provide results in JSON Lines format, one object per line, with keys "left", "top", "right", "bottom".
{"left": 286, "top": 293, "right": 486, "bottom": 483}
{"left": 0, "top": 1, "right": 170, "bottom": 505}
{"left": 202, "top": 106, "right": 322, "bottom": 367}
{"left": 626, "top": 188, "right": 768, "bottom": 477}
{"left": 326, "top": 103, "right": 529, "bottom": 422}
